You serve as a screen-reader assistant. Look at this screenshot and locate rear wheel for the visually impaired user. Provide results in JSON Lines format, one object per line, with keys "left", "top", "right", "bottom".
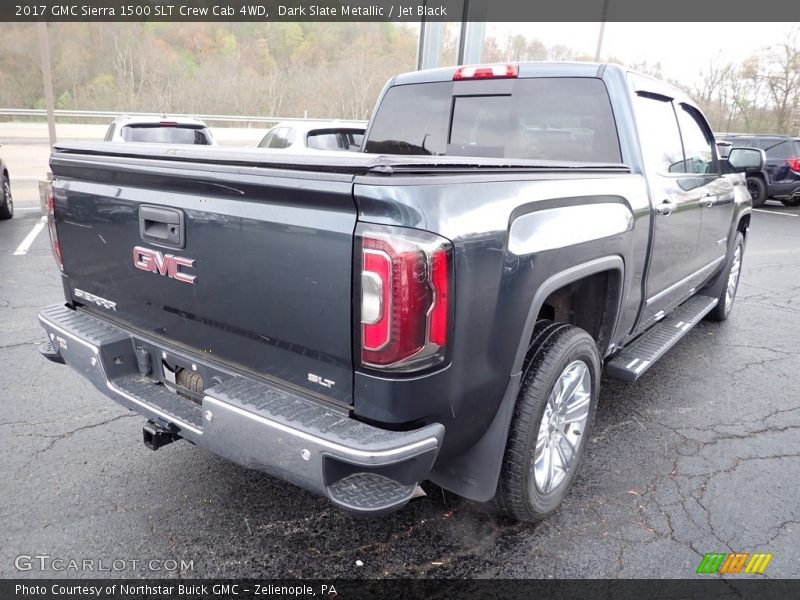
{"left": 707, "top": 232, "right": 744, "bottom": 322}
{"left": 493, "top": 321, "right": 600, "bottom": 522}
{"left": 746, "top": 177, "right": 766, "bottom": 208}
{"left": 0, "top": 174, "right": 12, "bottom": 220}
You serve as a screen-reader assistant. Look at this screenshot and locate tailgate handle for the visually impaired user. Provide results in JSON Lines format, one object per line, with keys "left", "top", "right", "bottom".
{"left": 139, "top": 206, "right": 185, "bottom": 248}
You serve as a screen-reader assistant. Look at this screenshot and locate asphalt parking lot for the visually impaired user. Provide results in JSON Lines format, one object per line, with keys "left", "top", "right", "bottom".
{"left": 1, "top": 151, "right": 799, "bottom": 579}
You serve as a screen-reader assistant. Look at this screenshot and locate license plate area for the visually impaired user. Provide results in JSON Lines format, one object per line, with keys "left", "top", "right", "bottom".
{"left": 130, "top": 337, "right": 231, "bottom": 405}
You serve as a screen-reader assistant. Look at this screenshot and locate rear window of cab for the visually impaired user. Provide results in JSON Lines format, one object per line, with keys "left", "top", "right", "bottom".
{"left": 365, "top": 77, "right": 621, "bottom": 162}
{"left": 121, "top": 125, "right": 212, "bottom": 145}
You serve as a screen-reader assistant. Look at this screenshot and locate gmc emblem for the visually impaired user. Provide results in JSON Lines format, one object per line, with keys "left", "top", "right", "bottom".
{"left": 133, "top": 246, "right": 197, "bottom": 284}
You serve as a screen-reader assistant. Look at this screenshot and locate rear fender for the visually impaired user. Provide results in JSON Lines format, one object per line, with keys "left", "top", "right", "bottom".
{"left": 428, "top": 256, "right": 624, "bottom": 502}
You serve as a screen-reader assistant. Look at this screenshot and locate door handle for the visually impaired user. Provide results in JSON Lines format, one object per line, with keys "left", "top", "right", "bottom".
{"left": 703, "top": 192, "right": 716, "bottom": 208}
{"left": 656, "top": 200, "right": 676, "bottom": 216}
{"left": 139, "top": 205, "right": 185, "bottom": 247}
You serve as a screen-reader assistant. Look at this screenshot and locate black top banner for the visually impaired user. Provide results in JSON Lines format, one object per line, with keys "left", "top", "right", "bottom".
{"left": 2, "top": 0, "right": 799, "bottom": 22}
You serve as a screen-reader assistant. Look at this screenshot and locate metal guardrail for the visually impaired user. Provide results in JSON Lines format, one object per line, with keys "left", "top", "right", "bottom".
{"left": 0, "top": 108, "right": 367, "bottom": 127}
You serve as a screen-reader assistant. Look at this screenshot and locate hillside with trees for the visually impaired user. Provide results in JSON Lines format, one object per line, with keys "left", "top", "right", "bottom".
{"left": 1, "top": 22, "right": 798, "bottom": 134}
{"left": 0, "top": 22, "right": 418, "bottom": 119}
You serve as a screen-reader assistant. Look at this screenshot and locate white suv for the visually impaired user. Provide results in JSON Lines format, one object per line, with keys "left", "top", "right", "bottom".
{"left": 256, "top": 121, "right": 365, "bottom": 153}
{"left": 104, "top": 116, "right": 216, "bottom": 145}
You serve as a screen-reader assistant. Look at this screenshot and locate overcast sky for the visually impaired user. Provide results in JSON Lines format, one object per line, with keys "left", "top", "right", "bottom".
{"left": 487, "top": 22, "right": 799, "bottom": 83}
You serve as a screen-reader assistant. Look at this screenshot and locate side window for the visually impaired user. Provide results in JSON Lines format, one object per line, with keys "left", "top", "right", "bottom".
{"left": 766, "top": 140, "right": 793, "bottom": 159}
{"left": 258, "top": 129, "right": 276, "bottom": 148}
{"left": 269, "top": 128, "right": 290, "bottom": 149}
{"left": 676, "top": 105, "right": 717, "bottom": 174}
{"left": 634, "top": 94, "right": 685, "bottom": 174}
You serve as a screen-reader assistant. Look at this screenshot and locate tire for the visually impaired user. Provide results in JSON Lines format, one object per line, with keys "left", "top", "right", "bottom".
{"left": 493, "top": 321, "right": 600, "bottom": 522}
{"left": 707, "top": 232, "right": 744, "bottom": 322}
{"left": 0, "top": 174, "right": 12, "bottom": 220}
{"left": 780, "top": 198, "right": 800, "bottom": 207}
{"left": 746, "top": 177, "right": 766, "bottom": 208}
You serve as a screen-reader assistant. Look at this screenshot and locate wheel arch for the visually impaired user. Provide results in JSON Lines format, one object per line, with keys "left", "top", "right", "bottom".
{"left": 516, "top": 256, "right": 625, "bottom": 369}
{"left": 737, "top": 211, "right": 751, "bottom": 237}
{"left": 427, "top": 256, "right": 624, "bottom": 502}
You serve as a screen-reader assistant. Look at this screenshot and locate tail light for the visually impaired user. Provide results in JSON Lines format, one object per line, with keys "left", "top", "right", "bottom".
{"left": 46, "top": 186, "right": 63, "bottom": 271}
{"left": 787, "top": 157, "right": 800, "bottom": 172}
{"left": 358, "top": 225, "right": 452, "bottom": 373}
{"left": 453, "top": 64, "right": 518, "bottom": 81}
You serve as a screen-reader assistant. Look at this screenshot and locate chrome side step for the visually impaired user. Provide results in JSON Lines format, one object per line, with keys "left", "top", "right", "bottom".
{"left": 606, "top": 295, "right": 718, "bottom": 382}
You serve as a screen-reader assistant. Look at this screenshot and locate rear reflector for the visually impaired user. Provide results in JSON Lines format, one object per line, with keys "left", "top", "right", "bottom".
{"left": 358, "top": 225, "right": 452, "bottom": 372}
{"left": 429, "top": 248, "right": 449, "bottom": 346}
{"left": 46, "top": 186, "right": 63, "bottom": 271}
{"left": 453, "top": 64, "right": 518, "bottom": 80}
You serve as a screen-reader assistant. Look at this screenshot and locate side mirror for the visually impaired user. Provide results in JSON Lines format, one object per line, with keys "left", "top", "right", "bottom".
{"left": 728, "top": 147, "right": 765, "bottom": 171}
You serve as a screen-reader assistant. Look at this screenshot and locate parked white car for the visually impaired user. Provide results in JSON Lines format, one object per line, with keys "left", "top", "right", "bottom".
{"left": 256, "top": 121, "right": 366, "bottom": 153}
{"left": 104, "top": 116, "right": 216, "bottom": 145}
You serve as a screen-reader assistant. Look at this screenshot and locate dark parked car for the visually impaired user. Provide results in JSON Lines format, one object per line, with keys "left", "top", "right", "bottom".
{"left": 0, "top": 153, "right": 12, "bottom": 220}
{"left": 719, "top": 133, "right": 800, "bottom": 207}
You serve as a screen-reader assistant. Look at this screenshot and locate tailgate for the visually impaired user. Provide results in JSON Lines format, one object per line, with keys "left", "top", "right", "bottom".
{"left": 50, "top": 149, "right": 357, "bottom": 403}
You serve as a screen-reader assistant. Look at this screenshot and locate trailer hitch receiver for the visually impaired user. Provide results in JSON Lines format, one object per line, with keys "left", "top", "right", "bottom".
{"left": 142, "top": 420, "right": 181, "bottom": 450}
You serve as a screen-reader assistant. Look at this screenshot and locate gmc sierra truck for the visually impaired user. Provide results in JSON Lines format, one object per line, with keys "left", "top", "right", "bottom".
{"left": 38, "top": 63, "right": 763, "bottom": 522}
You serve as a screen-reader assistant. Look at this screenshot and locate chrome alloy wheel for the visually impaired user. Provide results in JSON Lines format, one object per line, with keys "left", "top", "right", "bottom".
{"left": 725, "top": 244, "right": 742, "bottom": 315}
{"left": 533, "top": 360, "right": 592, "bottom": 494}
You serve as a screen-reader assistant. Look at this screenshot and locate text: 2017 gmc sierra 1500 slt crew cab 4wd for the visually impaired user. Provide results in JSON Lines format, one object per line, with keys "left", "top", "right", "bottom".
{"left": 38, "top": 63, "right": 763, "bottom": 522}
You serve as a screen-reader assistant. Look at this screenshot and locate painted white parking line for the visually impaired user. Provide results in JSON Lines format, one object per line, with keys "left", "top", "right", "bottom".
{"left": 754, "top": 208, "right": 798, "bottom": 217}
{"left": 13, "top": 216, "right": 47, "bottom": 256}
{"left": 15, "top": 206, "right": 42, "bottom": 212}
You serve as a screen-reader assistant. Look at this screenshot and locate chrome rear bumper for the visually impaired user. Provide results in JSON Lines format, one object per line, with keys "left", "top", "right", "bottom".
{"left": 38, "top": 304, "right": 444, "bottom": 516}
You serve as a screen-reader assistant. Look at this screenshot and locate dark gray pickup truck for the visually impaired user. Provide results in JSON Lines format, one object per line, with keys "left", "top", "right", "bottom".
{"left": 38, "top": 63, "right": 763, "bottom": 522}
